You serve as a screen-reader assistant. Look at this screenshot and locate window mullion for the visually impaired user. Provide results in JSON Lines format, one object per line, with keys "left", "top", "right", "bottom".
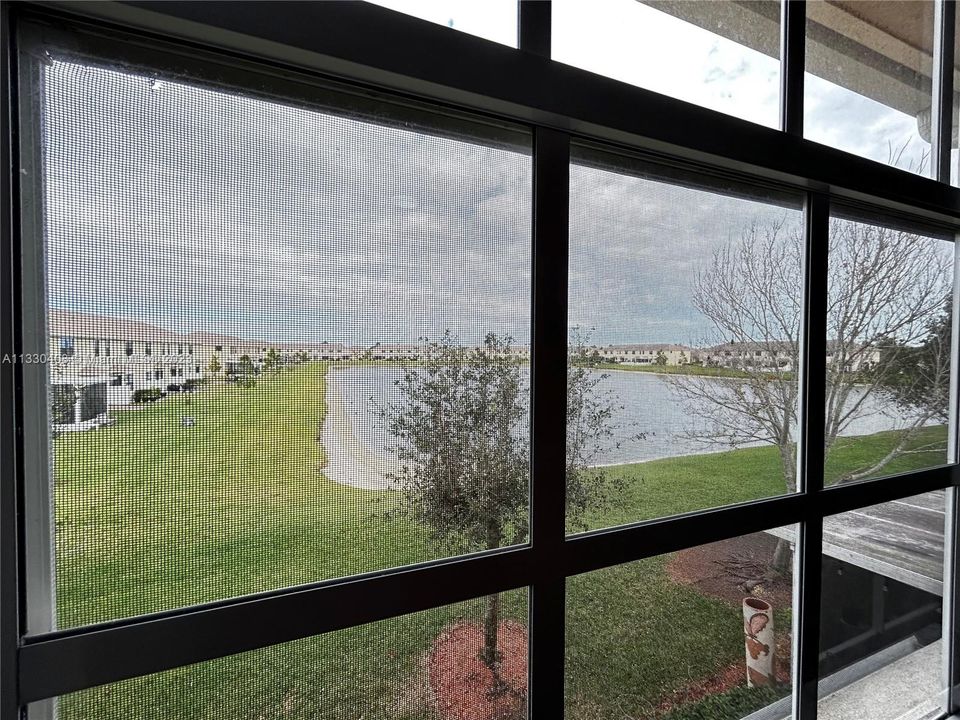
{"left": 780, "top": 0, "right": 806, "bottom": 135}
{"left": 1, "top": 6, "right": 23, "bottom": 720}
{"left": 518, "top": 0, "right": 550, "bottom": 58}
{"left": 529, "top": 125, "right": 569, "bottom": 720}
{"left": 794, "top": 191, "right": 829, "bottom": 720}
{"left": 942, "top": 230, "right": 960, "bottom": 715}
{"left": 932, "top": 0, "right": 956, "bottom": 183}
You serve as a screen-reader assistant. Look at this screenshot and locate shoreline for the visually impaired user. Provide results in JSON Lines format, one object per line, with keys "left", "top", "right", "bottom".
{"left": 318, "top": 366, "right": 945, "bottom": 486}
{"left": 320, "top": 370, "right": 398, "bottom": 491}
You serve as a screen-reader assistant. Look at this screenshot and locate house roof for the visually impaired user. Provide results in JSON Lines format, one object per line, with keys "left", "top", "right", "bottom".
{"left": 181, "top": 330, "right": 258, "bottom": 347}
{"left": 49, "top": 309, "right": 183, "bottom": 343}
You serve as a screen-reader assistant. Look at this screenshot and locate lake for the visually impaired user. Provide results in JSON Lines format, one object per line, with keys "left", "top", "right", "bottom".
{"left": 320, "top": 365, "right": 925, "bottom": 488}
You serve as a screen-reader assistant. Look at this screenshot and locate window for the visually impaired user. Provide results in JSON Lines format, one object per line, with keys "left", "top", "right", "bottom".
{"left": 59, "top": 336, "right": 74, "bottom": 357}
{"left": 93, "top": 339, "right": 99, "bottom": 357}
{"left": 568, "top": 146, "right": 804, "bottom": 529}
{"left": 824, "top": 211, "right": 955, "bottom": 486}
{"left": 817, "top": 493, "right": 947, "bottom": 718}
{"left": 553, "top": 0, "right": 782, "bottom": 128}
{"left": 805, "top": 1, "right": 934, "bottom": 175}
{"left": 5, "top": 5, "right": 960, "bottom": 720}
{"left": 31, "top": 52, "right": 530, "bottom": 630}
{"left": 33, "top": 591, "right": 529, "bottom": 720}
{"left": 567, "top": 528, "right": 795, "bottom": 719}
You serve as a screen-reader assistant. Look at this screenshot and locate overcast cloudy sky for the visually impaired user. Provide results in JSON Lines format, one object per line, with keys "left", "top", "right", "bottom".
{"left": 42, "top": 0, "right": 943, "bottom": 346}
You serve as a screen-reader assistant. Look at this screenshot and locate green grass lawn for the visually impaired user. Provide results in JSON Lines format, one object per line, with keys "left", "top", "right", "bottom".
{"left": 52, "top": 366, "right": 947, "bottom": 719}
{"left": 55, "top": 363, "right": 431, "bottom": 627}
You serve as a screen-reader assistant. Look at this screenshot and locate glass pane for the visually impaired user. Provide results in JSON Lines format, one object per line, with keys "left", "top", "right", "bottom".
{"left": 805, "top": 0, "right": 935, "bottom": 176}
{"left": 824, "top": 214, "right": 954, "bottom": 486}
{"left": 33, "top": 58, "right": 531, "bottom": 629}
{"left": 567, "top": 146, "right": 804, "bottom": 533}
{"left": 552, "top": 0, "right": 781, "bottom": 128}
{"left": 33, "top": 590, "right": 529, "bottom": 720}
{"left": 364, "top": 0, "right": 518, "bottom": 47}
{"left": 818, "top": 492, "right": 946, "bottom": 719}
{"left": 566, "top": 528, "right": 796, "bottom": 719}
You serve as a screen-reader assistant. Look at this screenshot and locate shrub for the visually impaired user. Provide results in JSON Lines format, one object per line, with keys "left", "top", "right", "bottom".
{"left": 132, "top": 388, "right": 163, "bottom": 404}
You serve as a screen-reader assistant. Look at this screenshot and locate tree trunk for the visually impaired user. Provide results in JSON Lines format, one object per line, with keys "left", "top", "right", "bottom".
{"left": 770, "top": 440, "right": 797, "bottom": 576}
{"left": 481, "top": 592, "right": 501, "bottom": 670}
{"left": 481, "top": 520, "right": 503, "bottom": 673}
{"left": 770, "top": 537, "right": 792, "bottom": 577}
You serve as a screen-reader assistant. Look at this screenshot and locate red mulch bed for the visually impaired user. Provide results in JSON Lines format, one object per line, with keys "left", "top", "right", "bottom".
{"left": 428, "top": 621, "right": 528, "bottom": 720}
{"left": 654, "top": 532, "right": 793, "bottom": 713}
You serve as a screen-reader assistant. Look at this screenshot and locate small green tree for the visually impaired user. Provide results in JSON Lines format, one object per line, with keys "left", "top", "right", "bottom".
{"left": 382, "top": 330, "right": 626, "bottom": 680}
{"left": 236, "top": 354, "right": 257, "bottom": 389}
{"left": 263, "top": 348, "right": 282, "bottom": 375}
{"left": 654, "top": 350, "right": 668, "bottom": 366}
{"left": 207, "top": 353, "right": 222, "bottom": 379}
{"left": 871, "top": 300, "right": 951, "bottom": 423}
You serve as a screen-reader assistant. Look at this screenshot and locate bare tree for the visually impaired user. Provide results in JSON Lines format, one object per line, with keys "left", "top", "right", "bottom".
{"left": 823, "top": 221, "right": 951, "bottom": 479}
{"left": 668, "top": 218, "right": 952, "bottom": 571}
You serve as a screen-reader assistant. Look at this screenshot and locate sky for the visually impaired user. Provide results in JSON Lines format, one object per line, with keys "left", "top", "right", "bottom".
{"left": 40, "top": 0, "right": 951, "bottom": 346}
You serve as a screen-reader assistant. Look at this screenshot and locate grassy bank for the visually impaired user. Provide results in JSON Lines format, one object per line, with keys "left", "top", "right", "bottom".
{"left": 593, "top": 362, "right": 755, "bottom": 378}
{"left": 57, "top": 362, "right": 424, "bottom": 626}
{"left": 52, "top": 369, "right": 946, "bottom": 719}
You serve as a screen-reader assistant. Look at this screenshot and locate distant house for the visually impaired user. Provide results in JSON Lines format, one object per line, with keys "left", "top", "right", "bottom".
{"left": 364, "top": 342, "right": 426, "bottom": 361}
{"left": 49, "top": 310, "right": 205, "bottom": 406}
{"left": 700, "top": 340, "right": 882, "bottom": 372}
{"left": 700, "top": 341, "right": 794, "bottom": 371}
{"left": 598, "top": 343, "right": 694, "bottom": 366}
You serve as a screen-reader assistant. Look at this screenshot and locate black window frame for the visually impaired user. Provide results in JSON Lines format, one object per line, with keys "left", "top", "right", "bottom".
{"left": 1, "top": 2, "right": 960, "bottom": 720}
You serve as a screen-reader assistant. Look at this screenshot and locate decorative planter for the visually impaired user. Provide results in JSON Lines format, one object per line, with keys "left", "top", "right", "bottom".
{"left": 743, "top": 597, "right": 775, "bottom": 687}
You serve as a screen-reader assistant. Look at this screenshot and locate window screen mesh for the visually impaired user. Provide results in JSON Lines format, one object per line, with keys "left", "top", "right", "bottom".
{"left": 39, "top": 591, "right": 529, "bottom": 720}
{"left": 565, "top": 529, "right": 795, "bottom": 719}
{"left": 566, "top": 146, "right": 804, "bottom": 533}
{"left": 38, "top": 59, "right": 531, "bottom": 630}
{"left": 823, "top": 215, "right": 955, "bottom": 486}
